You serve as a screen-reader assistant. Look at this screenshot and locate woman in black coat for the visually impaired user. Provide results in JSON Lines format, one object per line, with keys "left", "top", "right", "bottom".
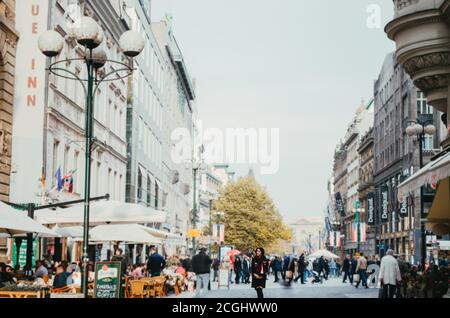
{"left": 251, "top": 247, "right": 269, "bottom": 299}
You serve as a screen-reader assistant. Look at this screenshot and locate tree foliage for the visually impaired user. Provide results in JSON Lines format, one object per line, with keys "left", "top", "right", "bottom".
{"left": 213, "top": 176, "right": 292, "bottom": 252}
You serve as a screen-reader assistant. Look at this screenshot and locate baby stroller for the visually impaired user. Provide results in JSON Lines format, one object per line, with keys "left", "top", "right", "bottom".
{"left": 311, "top": 270, "right": 323, "bottom": 284}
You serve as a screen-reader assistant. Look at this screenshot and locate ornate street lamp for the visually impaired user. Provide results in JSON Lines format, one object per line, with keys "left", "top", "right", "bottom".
{"left": 38, "top": 16, "right": 144, "bottom": 297}
{"left": 405, "top": 118, "right": 436, "bottom": 269}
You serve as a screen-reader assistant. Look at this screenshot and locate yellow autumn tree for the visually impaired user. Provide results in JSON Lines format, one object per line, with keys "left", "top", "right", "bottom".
{"left": 212, "top": 176, "right": 292, "bottom": 252}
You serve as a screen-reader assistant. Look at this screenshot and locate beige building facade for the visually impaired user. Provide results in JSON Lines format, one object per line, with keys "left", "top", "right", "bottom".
{"left": 0, "top": 0, "right": 18, "bottom": 260}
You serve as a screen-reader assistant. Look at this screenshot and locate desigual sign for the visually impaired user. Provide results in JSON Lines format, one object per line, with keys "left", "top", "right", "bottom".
{"left": 381, "top": 185, "right": 389, "bottom": 223}
{"left": 367, "top": 192, "right": 375, "bottom": 225}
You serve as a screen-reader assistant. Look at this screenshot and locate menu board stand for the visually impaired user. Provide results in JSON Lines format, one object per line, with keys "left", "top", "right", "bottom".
{"left": 94, "top": 261, "right": 122, "bottom": 298}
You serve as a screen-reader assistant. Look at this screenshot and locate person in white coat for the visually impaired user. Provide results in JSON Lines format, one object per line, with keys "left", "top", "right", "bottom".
{"left": 378, "top": 249, "right": 401, "bottom": 298}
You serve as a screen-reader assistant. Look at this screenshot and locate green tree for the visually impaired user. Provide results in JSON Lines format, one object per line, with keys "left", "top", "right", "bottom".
{"left": 213, "top": 176, "right": 292, "bottom": 251}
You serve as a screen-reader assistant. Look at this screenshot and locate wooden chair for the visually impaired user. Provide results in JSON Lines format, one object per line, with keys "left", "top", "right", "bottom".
{"left": 128, "top": 280, "right": 147, "bottom": 298}
{"left": 154, "top": 277, "right": 167, "bottom": 297}
{"left": 124, "top": 276, "right": 131, "bottom": 298}
{"left": 50, "top": 285, "right": 75, "bottom": 293}
{"left": 140, "top": 278, "right": 156, "bottom": 298}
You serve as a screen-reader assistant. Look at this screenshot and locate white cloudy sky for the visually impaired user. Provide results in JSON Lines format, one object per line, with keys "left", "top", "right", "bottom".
{"left": 151, "top": 0, "right": 395, "bottom": 223}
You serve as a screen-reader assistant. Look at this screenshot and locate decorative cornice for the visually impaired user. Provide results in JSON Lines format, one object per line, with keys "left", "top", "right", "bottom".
{"left": 413, "top": 74, "right": 450, "bottom": 91}
{"left": 403, "top": 52, "right": 450, "bottom": 76}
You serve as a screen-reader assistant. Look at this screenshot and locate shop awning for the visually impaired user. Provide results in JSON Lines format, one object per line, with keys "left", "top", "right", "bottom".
{"left": 34, "top": 200, "right": 166, "bottom": 226}
{"left": 438, "top": 240, "right": 450, "bottom": 251}
{"left": 53, "top": 225, "right": 84, "bottom": 238}
{"left": 398, "top": 150, "right": 450, "bottom": 198}
{"left": 0, "top": 202, "right": 60, "bottom": 237}
{"left": 425, "top": 177, "right": 450, "bottom": 236}
{"left": 89, "top": 224, "right": 162, "bottom": 244}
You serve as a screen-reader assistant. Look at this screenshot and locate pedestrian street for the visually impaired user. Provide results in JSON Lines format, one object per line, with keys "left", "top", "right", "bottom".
{"left": 169, "top": 276, "right": 378, "bottom": 299}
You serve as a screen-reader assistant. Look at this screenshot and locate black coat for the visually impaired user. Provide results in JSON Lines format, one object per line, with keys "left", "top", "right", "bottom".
{"left": 343, "top": 259, "right": 350, "bottom": 271}
{"left": 191, "top": 252, "right": 212, "bottom": 274}
{"left": 147, "top": 253, "right": 166, "bottom": 274}
{"left": 251, "top": 256, "right": 269, "bottom": 288}
{"left": 234, "top": 258, "right": 242, "bottom": 272}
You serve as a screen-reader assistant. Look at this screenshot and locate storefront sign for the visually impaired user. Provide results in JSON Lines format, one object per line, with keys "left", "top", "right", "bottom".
{"left": 94, "top": 262, "right": 122, "bottom": 298}
{"left": 335, "top": 192, "right": 345, "bottom": 216}
{"left": 381, "top": 185, "right": 389, "bottom": 223}
{"left": 10, "top": 0, "right": 49, "bottom": 203}
{"left": 367, "top": 193, "right": 375, "bottom": 225}
{"left": 399, "top": 195, "right": 408, "bottom": 218}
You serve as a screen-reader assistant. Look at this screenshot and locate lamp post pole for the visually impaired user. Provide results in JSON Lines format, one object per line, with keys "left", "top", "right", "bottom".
{"left": 81, "top": 54, "right": 94, "bottom": 297}
{"left": 192, "top": 167, "right": 198, "bottom": 257}
{"left": 39, "top": 20, "right": 144, "bottom": 298}
{"left": 209, "top": 198, "right": 213, "bottom": 256}
{"left": 418, "top": 130, "right": 426, "bottom": 270}
{"left": 405, "top": 118, "right": 436, "bottom": 270}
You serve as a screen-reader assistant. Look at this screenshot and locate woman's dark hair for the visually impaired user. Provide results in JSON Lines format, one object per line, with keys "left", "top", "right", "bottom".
{"left": 255, "top": 247, "right": 265, "bottom": 257}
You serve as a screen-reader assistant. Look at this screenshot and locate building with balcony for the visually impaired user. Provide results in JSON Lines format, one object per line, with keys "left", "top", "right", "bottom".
{"left": 385, "top": 0, "right": 450, "bottom": 260}
{"left": 152, "top": 18, "right": 196, "bottom": 256}
{"left": 373, "top": 52, "right": 445, "bottom": 262}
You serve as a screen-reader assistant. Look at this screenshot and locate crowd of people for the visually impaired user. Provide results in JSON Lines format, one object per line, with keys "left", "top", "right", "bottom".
{"left": 1, "top": 245, "right": 448, "bottom": 299}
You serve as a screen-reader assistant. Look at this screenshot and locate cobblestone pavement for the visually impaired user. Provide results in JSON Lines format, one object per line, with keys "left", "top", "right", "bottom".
{"left": 168, "top": 275, "right": 378, "bottom": 299}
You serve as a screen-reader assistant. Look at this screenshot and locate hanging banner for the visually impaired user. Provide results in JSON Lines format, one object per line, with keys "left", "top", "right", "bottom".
{"left": 212, "top": 224, "right": 218, "bottom": 239}
{"left": 360, "top": 223, "right": 367, "bottom": 242}
{"left": 351, "top": 223, "right": 367, "bottom": 243}
{"left": 398, "top": 176, "right": 408, "bottom": 218}
{"left": 367, "top": 193, "right": 375, "bottom": 225}
{"left": 218, "top": 224, "right": 225, "bottom": 243}
{"left": 380, "top": 185, "right": 389, "bottom": 223}
{"left": 329, "top": 231, "right": 341, "bottom": 247}
{"left": 335, "top": 192, "right": 345, "bottom": 217}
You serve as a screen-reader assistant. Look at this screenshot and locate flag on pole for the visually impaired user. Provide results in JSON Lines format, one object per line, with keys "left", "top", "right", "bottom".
{"left": 63, "top": 169, "right": 76, "bottom": 193}
{"left": 55, "top": 167, "right": 63, "bottom": 191}
{"left": 41, "top": 167, "right": 45, "bottom": 190}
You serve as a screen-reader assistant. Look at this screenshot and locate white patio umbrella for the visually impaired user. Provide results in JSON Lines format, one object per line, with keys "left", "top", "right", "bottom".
{"left": 307, "top": 249, "right": 340, "bottom": 260}
{"left": 34, "top": 200, "right": 166, "bottom": 226}
{"left": 89, "top": 224, "right": 162, "bottom": 244}
{"left": 0, "top": 201, "right": 59, "bottom": 237}
{"left": 53, "top": 225, "right": 84, "bottom": 239}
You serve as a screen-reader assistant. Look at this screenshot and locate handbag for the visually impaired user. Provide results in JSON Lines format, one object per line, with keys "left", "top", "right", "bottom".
{"left": 285, "top": 270, "right": 293, "bottom": 279}
{"left": 353, "top": 274, "right": 360, "bottom": 282}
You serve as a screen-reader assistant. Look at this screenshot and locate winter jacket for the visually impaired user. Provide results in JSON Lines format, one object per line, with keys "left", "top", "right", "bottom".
{"left": 191, "top": 252, "right": 212, "bottom": 275}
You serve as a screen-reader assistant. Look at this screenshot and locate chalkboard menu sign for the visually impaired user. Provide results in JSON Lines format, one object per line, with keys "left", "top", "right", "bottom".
{"left": 94, "top": 261, "right": 122, "bottom": 298}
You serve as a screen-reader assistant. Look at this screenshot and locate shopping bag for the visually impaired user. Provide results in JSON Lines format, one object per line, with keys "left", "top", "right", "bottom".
{"left": 285, "top": 270, "right": 293, "bottom": 279}
{"left": 353, "top": 274, "right": 360, "bottom": 282}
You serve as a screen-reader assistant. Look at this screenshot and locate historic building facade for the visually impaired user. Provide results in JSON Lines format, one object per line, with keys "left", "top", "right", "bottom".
{"left": 357, "top": 127, "right": 375, "bottom": 256}
{"left": 373, "top": 52, "right": 444, "bottom": 262}
{"left": 153, "top": 19, "right": 197, "bottom": 255}
{"left": 0, "top": 0, "right": 18, "bottom": 260}
{"left": 0, "top": 0, "right": 17, "bottom": 202}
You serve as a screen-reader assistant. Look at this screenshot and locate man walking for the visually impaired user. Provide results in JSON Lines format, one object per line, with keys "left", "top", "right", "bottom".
{"left": 146, "top": 246, "right": 165, "bottom": 277}
{"left": 379, "top": 249, "right": 402, "bottom": 298}
{"left": 355, "top": 253, "right": 368, "bottom": 288}
{"left": 342, "top": 255, "right": 352, "bottom": 283}
{"left": 271, "top": 256, "right": 282, "bottom": 283}
{"left": 294, "top": 253, "right": 306, "bottom": 284}
{"left": 242, "top": 255, "right": 251, "bottom": 284}
{"left": 192, "top": 247, "right": 212, "bottom": 298}
{"left": 212, "top": 258, "right": 220, "bottom": 282}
